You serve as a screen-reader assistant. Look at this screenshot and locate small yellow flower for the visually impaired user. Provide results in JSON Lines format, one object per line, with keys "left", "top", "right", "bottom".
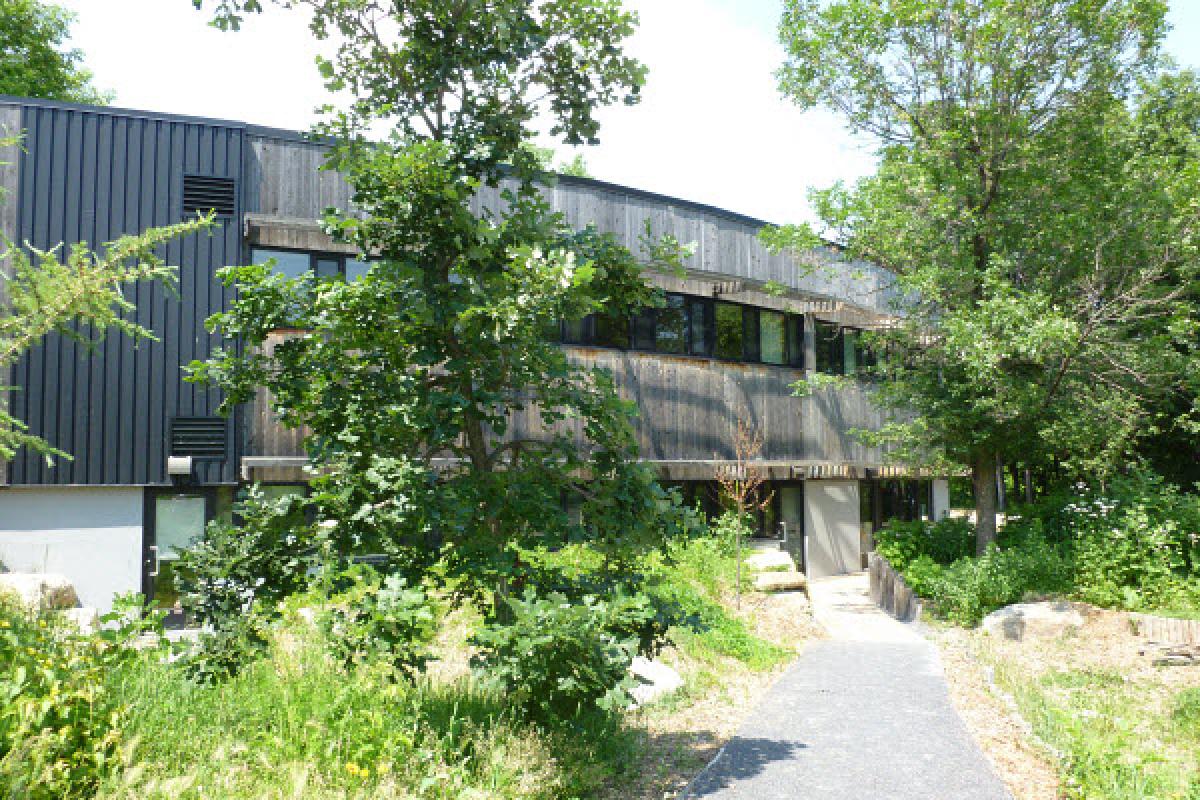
{"left": 376, "top": 762, "right": 391, "bottom": 775}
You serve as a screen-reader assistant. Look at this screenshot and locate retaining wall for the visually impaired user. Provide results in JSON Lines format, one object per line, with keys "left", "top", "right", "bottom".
{"left": 867, "top": 552, "right": 921, "bottom": 622}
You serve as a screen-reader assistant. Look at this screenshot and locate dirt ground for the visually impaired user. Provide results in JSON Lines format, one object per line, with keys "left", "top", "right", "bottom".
{"left": 930, "top": 605, "right": 1200, "bottom": 800}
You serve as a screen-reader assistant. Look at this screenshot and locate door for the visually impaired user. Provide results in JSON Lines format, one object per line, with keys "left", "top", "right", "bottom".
{"left": 804, "top": 480, "right": 862, "bottom": 579}
{"left": 143, "top": 489, "right": 215, "bottom": 627}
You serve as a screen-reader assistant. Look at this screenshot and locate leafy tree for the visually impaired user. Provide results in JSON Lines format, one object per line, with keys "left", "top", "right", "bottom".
{"left": 775, "top": 0, "right": 1200, "bottom": 552}
{"left": 190, "top": 0, "right": 691, "bottom": 601}
{"left": 0, "top": 0, "right": 111, "bottom": 104}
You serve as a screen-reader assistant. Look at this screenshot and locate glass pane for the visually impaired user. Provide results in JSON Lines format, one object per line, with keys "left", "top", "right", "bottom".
{"left": 656, "top": 294, "right": 686, "bottom": 354}
{"left": 562, "top": 317, "right": 588, "bottom": 344}
{"left": 689, "top": 298, "right": 713, "bottom": 357}
{"left": 844, "top": 329, "right": 858, "bottom": 374}
{"left": 715, "top": 302, "right": 743, "bottom": 360}
{"left": 787, "top": 315, "right": 805, "bottom": 368}
{"left": 260, "top": 484, "right": 306, "bottom": 503}
{"left": 760, "top": 310, "right": 786, "bottom": 365}
{"left": 345, "top": 259, "right": 370, "bottom": 281}
{"left": 315, "top": 258, "right": 340, "bottom": 281}
{"left": 815, "top": 320, "right": 843, "bottom": 374}
{"left": 155, "top": 495, "right": 207, "bottom": 560}
{"left": 742, "top": 308, "right": 760, "bottom": 362}
{"left": 631, "top": 308, "right": 656, "bottom": 350}
{"left": 595, "top": 312, "right": 630, "bottom": 349}
{"left": 252, "top": 248, "right": 310, "bottom": 280}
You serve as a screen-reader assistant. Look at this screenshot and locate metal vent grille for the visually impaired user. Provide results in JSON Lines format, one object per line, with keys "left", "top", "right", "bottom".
{"left": 182, "top": 175, "right": 236, "bottom": 216}
{"left": 170, "top": 417, "right": 228, "bottom": 459}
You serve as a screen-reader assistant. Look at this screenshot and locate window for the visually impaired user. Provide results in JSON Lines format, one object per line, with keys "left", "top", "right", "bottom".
{"left": 557, "top": 292, "right": 806, "bottom": 368}
{"left": 688, "top": 297, "right": 714, "bottom": 357}
{"left": 759, "top": 310, "right": 786, "bottom": 365}
{"left": 656, "top": 294, "right": 687, "bottom": 354}
{"left": 815, "top": 320, "right": 844, "bottom": 375}
{"left": 786, "top": 314, "right": 805, "bottom": 369}
{"left": 843, "top": 328, "right": 859, "bottom": 374}
{"left": 715, "top": 302, "right": 743, "bottom": 360}
{"left": 251, "top": 248, "right": 372, "bottom": 282}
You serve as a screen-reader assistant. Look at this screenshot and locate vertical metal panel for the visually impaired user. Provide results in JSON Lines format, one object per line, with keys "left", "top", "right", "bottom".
{"left": 9, "top": 102, "right": 243, "bottom": 485}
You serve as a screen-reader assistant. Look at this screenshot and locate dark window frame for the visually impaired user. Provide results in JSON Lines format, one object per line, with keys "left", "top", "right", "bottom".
{"left": 248, "top": 245, "right": 372, "bottom": 282}
{"left": 563, "top": 291, "right": 806, "bottom": 369}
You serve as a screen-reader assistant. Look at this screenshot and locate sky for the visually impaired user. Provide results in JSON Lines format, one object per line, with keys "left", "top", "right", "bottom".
{"left": 53, "top": 0, "right": 1200, "bottom": 227}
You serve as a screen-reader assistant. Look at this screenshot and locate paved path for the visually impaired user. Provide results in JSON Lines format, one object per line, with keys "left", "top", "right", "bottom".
{"left": 686, "top": 573, "right": 1011, "bottom": 800}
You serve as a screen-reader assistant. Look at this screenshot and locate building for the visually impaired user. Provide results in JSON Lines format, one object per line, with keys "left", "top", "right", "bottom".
{"left": 0, "top": 96, "right": 948, "bottom": 614}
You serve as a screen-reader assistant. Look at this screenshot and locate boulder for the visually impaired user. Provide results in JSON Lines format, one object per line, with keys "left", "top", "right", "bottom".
{"left": 982, "top": 601, "right": 1084, "bottom": 641}
{"left": 629, "top": 656, "right": 684, "bottom": 707}
{"left": 754, "top": 571, "right": 808, "bottom": 592}
{"left": 0, "top": 573, "right": 80, "bottom": 612}
{"left": 744, "top": 550, "right": 796, "bottom": 572}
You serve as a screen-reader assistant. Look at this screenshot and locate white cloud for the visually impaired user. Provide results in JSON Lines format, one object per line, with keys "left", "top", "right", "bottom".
{"left": 56, "top": 0, "right": 876, "bottom": 225}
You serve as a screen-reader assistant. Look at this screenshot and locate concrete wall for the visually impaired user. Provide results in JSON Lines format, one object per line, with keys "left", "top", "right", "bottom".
{"left": 804, "top": 480, "right": 861, "bottom": 579}
{"left": 932, "top": 479, "right": 950, "bottom": 520}
{"left": 0, "top": 487, "right": 143, "bottom": 612}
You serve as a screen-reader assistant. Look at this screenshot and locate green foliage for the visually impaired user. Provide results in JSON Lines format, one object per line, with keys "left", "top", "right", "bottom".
{"left": 188, "top": 0, "right": 690, "bottom": 607}
{"left": 174, "top": 485, "right": 316, "bottom": 680}
{"left": 0, "top": 216, "right": 214, "bottom": 464}
{"left": 102, "top": 635, "right": 568, "bottom": 798}
{"left": 777, "top": 0, "right": 1200, "bottom": 551}
{"left": 920, "top": 534, "right": 1073, "bottom": 626}
{"left": 320, "top": 566, "right": 436, "bottom": 679}
{"left": 873, "top": 517, "right": 975, "bottom": 570}
{"left": 0, "top": 0, "right": 111, "bottom": 103}
{"left": 470, "top": 590, "right": 642, "bottom": 725}
{"left": 0, "top": 593, "right": 163, "bottom": 799}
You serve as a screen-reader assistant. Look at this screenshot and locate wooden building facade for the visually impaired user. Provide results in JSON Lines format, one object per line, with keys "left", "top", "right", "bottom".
{"left": 0, "top": 97, "right": 946, "bottom": 613}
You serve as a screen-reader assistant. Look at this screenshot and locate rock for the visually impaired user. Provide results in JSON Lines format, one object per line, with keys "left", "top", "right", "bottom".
{"left": 1144, "top": 643, "right": 1200, "bottom": 667}
{"left": 743, "top": 550, "right": 796, "bottom": 572}
{"left": 754, "top": 571, "right": 808, "bottom": 592}
{"left": 629, "top": 656, "right": 684, "bottom": 707}
{"left": 61, "top": 607, "right": 99, "bottom": 634}
{"left": 0, "top": 573, "right": 80, "bottom": 612}
{"left": 982, "top": 602, "right": 1084, "bottom": 641}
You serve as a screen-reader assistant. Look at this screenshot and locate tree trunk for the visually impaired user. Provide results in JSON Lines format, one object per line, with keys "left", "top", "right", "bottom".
{"left": 1023, "top": 466, "right": 1034, "bottom": 505}
{"left": 972, "top": 454, "right": 998, "bottom": 556}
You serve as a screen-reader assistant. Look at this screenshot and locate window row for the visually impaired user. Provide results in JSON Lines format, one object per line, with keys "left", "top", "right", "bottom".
{"left": 252, "top": 247, "right": 371, "bottom": 282}
{"left": 562, "top": 293, "right": 806, "bottom": 368}
{"left": 813, "top": 320, "right": 876, "bottom": 376}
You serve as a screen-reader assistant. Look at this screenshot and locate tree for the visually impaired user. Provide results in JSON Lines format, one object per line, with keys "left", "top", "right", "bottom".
{"left": 775, "top": 0, "right": 1200, "bottom": 552}
{"left": 0, "top": 0, "right": 111, "bottom": 104}
{"left": 714, "top": 416, "right": 773, "bottom": 609}
{"left": 190, "top": 0, "right": 691, "bottom": 600}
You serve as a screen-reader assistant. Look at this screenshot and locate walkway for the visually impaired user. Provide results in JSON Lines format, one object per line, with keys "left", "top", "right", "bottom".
{"left": 686, "top": 573, "right": 1011, "bottom": 800}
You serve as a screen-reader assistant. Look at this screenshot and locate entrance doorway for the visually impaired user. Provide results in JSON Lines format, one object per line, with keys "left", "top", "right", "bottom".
{"left": 142, "top": 489, "right": 216, "bottom": 627}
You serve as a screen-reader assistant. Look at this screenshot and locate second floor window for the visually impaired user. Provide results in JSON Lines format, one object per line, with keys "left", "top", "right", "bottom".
{"left": 562, "top": 292, "right": 805, "bottom": 369}
{"left": 251, "top": 247, "right": 371, "bottom": 282}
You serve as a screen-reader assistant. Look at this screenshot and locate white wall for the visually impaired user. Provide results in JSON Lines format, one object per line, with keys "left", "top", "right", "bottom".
{"left": 0, "top": 487, "right": 143, "bottom": 613}
{"left": 932, "top": 479, "right": 950, "bottom": 520}
{"left": 804, "top": 480, "right": 861, "bottom": 579}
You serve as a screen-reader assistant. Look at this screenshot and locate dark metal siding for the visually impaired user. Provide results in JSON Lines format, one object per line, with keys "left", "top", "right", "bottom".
{"left": 10, "top": 103, "right": 243, "bottom": 485}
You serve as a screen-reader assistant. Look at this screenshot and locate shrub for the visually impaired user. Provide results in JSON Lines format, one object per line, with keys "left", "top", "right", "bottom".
{"left": 0, "top": 593, "right": 161, "bottom": 799}
{"left": 321, "top": 566, "right": 436, "bottom": 678}
{"left": 874, "top": 517, "right": 974, "bottom": 570}
{"left": 919, "top": 533, "right": 1072, "bottom": 625}
{"left": 470, "top": 590, "right": 641, "bottom": 724}
{"left": 1171, "top": 687, "right": 1200, "bottom": 739}
{"left": 175, "top": 485, "right": 316, "bottom": 680}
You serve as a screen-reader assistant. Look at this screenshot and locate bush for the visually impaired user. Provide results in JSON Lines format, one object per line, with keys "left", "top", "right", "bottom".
{"left": 321, "top": 566, "right": 436, "bottom": 679}
{"left": 175, "top": 485, "right": 316, "bottom": 680}
{"left": 0, "top": 593, "right": 161, "bottom": 799}
{"left": 918, "top": 533, "right": 1072, "bottom": 626}
{"left": 470, "top": 590, "right": 642, "bottom": 724}
{"left": 874, "top": 517, "right": 975, "bottom": 570}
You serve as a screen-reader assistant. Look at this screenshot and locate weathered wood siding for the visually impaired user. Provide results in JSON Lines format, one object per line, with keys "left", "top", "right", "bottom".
{"left": 245, "top": 135, "right": 900, "bottom": 316}
{"left": 246, "top": 340, "right": 889, "bottom": 472}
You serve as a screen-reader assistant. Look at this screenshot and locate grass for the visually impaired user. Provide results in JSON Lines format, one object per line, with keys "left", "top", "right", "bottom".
{"left": 89, "top": 534, "right": 797, "bottom": 799}
{"left": 984, "top": 647, "right": 1200, "bottom": 799}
